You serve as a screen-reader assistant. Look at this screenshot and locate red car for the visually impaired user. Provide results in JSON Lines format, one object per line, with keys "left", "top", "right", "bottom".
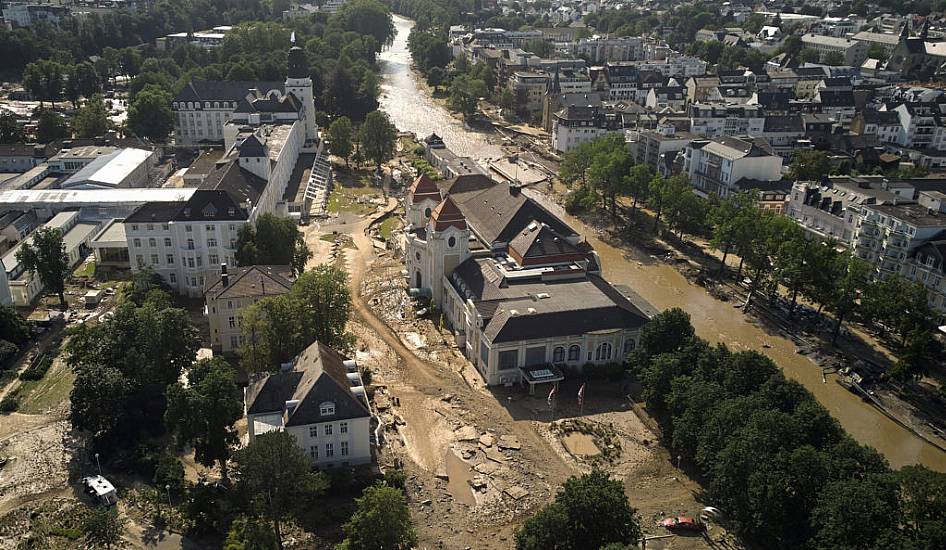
{"left": 659, "top": 516, "right": 704, "bottom": 532}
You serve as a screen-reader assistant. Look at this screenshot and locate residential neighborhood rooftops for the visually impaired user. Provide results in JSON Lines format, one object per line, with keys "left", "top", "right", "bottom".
{"left": 205, "top": 265, "right": 294, "bottom": 300}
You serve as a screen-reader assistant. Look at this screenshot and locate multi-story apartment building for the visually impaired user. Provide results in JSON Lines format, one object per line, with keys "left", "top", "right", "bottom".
{"left": 573, "top": 36, "right": 644, "bottom": 63}
{"left": 124, "top": 190, "right": 246, "bottom": 297}
{"left": 172, "top": 81, "right": 284, "bottom": 145}
{"left": 682, "top": 136, "right": 783, "bottom": 198}
{"left": 688, "top": 104, "right": 766, "bottom": 137}
{"left": 627, "top": 125, "right": 695, "bottom": 173}
{"left": 800, "top": 33, "right": 868, "bottom": 66}
{"left": 508, "top": 72, "right": 549, "bottom": 116}
{"left": 204, "top": 264, "right": 293, "bottom": 354}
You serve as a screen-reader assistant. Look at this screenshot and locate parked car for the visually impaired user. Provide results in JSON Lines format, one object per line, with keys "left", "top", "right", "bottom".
{"left": 659, "top": 516, "right": 703, "bottom": 532}
{"left": 82, "top": 475, "right": 118, "bottom": 506}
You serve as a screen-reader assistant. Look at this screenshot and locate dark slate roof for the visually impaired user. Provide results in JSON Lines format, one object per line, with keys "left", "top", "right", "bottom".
{"left": 860, "top": 110, "right": 900, "bottom": 125}
{"left": 245, "top": 341, "right": 370, "bottom": 424}
{"left": 205, "top": 265, "right": 294, "bottom": 300}
{"left": 238, "top": 134, "right": 267, "bottom": 157}
{"left": 124, "top": 201, "right": 187, "bottom": 224}
{"left": 763, "top": 115, "right": 803, "bottom": 132}
{"left": 483, "top": 275, "right": 649, "bottom": 343}
{"left": 174, "top": 81, "right": 285, "bottom": 104}
{"left": 817, "top": 90, "right": 855, "bottom": 107}
{"left": 235, "top": 93, "right": 301, "bottom": 114}
{"left": 126, "top": 190, "right": 249, "bottom": 224}
{"left": 200, "top": 161, "right": 268, "bottom": 207}
{"left": 509, "top": 222, "right": 581, "bottom": 262}
{"left": 443, "top": 180, "right": 577, "bottom": 245}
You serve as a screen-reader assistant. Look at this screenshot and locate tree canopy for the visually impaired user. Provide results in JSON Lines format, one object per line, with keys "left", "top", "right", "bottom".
{"left": 16, "top": 226, "right": 69, "bottom": 307}
{"left": 236, "top": 213, "right": 311, "bottom": 276}
{"left": 337, "top": 483, "right": 417, "bottom": 550}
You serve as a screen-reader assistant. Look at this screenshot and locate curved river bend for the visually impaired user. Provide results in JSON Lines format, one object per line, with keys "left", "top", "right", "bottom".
{"left": 378, "top": 15, "right": 946, "bottom": 471}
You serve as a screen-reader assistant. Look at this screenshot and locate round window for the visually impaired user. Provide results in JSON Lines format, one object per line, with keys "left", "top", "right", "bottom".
{"left": 448, "top": 236, "right": 456, "bottom": 247}
{"left": 415, "top": 252, "right": 421, "bottom": 261}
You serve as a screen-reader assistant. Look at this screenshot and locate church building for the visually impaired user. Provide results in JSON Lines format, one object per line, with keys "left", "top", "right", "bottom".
{"left": 404, "top": 173, "right": 653, "bottom": 387}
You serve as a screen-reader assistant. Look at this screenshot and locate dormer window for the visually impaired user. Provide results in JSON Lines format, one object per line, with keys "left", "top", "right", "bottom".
{"left": 319, "top": 401, "right": 335, "bottom": 416}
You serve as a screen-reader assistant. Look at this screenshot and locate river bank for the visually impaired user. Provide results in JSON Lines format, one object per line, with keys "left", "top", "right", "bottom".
{"left": 376, "top": 15, "right": 946, "bottom": 471}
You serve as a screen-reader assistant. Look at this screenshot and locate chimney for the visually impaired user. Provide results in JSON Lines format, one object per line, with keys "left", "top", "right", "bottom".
{"left": 221, "top": 263, "right": 229, "bottom": 287}
{"left": 510, "top": 183, "right": 521, "bottom": 196}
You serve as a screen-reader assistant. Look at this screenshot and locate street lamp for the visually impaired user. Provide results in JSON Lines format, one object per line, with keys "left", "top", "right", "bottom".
{"left": 165, "top": 484, "right": 172, "bottom": 508}
{"left": 94, "top": 453, "right": 101, "bottom": 475}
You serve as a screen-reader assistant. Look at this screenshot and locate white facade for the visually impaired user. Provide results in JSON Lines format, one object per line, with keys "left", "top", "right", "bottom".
{"left": 126, "top": 216, "right": 243, "bottom": 298}
{"left": 688, "top": 104, "right": 766, "bottom": 137}
{"left": 683, "top": 138, "right": 783, "bottom": 198}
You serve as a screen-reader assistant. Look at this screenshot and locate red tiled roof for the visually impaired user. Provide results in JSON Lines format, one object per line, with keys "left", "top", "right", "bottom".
{"left": 430, "top": 196, "right": 467, "bottom": 231}
{"left": 409, "top": 174, "right": 442, "bottom": 204}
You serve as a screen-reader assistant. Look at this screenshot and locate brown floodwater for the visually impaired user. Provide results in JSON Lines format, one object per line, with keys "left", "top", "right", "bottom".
{"left": 444, "top": 449, "right": 476, "bottom": 506}
{"left": 379, "top": 16, "right": 946, "bottom": 472}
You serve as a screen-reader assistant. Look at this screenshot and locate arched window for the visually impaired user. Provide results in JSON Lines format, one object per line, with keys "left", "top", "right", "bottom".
{"left": 567, "top": 345, "right": 581, "bottom": 361}
{"left": 623, "top": 339, "right": 636, "bottom": 356}
{"left": 415, "top": 271, "right": 422, "bottom": 288}
{"left": 319, "top": 401, "right": 335, "bottom": 416}
{"left": 595, "top": 342, "right": 612, "bottom": 361}
{"left": 448, "top": 236, "right": 456, "bottom": 247}
{"left": 552, "top": 346, "right": 565, "bottom": 363}
{"left": 424, "top": 207, "right": 432, "bottom": 218}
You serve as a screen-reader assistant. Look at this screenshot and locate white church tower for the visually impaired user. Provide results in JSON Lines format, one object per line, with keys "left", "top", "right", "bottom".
{"left": 421, "top": 196, "right": 471, "bottom": 306}
{"left": 285, "top": 41, "right": 319, "bottom": 151}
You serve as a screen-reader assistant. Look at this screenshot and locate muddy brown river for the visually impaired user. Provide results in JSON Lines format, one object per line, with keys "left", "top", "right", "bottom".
{"left": 378, "top": 15, "right": 946, "bottom": 471}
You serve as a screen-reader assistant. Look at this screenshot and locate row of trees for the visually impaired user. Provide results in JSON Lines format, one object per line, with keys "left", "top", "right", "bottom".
{"left": 325, "top": 111, "right": 398, "bottom": 171}
{"left": 560, "top": 135, "right": 939, "bottom": 381}
{"left": 632, "top": 309, "right": 946, "bottom": 549}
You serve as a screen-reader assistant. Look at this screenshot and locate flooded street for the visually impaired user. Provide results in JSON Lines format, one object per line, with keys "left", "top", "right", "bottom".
{"left": 377, "top": 17, "right": 946, "bottom": 471}
{"left": 379, "top": 15, "right": 503, "bottom": 161}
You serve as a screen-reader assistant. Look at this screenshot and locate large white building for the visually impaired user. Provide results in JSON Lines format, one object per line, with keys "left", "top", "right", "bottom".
{"left": 246, "top": 341, "right": 373, "bottom": 467}
{"left": 129, "top": 44, "right": 327, "bottom": 297}
{"left": 404, "top": 173, "right": 652, "bottom": 387}
{"left": 682, "top": 136, "right": 783, "bottom": 198}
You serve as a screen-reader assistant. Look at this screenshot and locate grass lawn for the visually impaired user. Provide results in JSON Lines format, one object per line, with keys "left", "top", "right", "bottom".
{"left": 17, "top": 359, "right": 74, "bottom": 414}
{"left": 378, "top": 216, "right": 402, "bottom": 241}
{"left": 327, "top": 184, "right": 381, "bottom": 215}
{"left": 73, "top": 259, "right": 95, "bottom": 278}
{"left": 320, "top": 233, "right": 338, "bottom": 242}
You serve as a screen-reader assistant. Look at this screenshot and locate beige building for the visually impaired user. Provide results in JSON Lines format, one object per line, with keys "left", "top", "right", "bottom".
{"left": 204, "top": 264, "right": 293, "bottom": 354}
{"left": 246, "top": 341, "right": 373, "bottom": 468}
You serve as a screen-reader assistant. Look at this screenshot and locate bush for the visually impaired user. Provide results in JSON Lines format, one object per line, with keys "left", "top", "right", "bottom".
{"left": 0, "top": 340, "right": 18, "bottom": 366}
{"left": 0, "top": 389, "right": 20, "bottom": 413}
{"left": 564, "top": 186, "right": 598, "bottom": 214}
{"left": 383, "top": 468, "right": 407, "bottom": 490}
{"left": 19, "top": 355, "right": 52, "bottom": 381}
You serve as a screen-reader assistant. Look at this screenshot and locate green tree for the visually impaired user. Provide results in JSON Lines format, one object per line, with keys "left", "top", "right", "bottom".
{"left": 74, "top": 95, "right": 110, "bottom": 138}
{"left": 897, "top": 465, "right": 946, "bottom": 547}
{"left": 625, "top": 164, "right": 652, "bottom": 216}
{"left": 337, "top": 483, "right": 417, "bottom": 550}
{"left": 36, "top": 108, "right": 69, "bottom": 143}
{"left": 240, "top": 265, "right": 355, "bottom": 371}
{"left": 66, "top": 291, "right": 199, "bottom": 447}
{"left": 165, "top": 358, "right": 243, "bottom": 480}
{"left": 822, "top": 51, "right": 845, "bottom": 66}
{"left": 333, "top": 0, "right": 396, "bottom": 50}
{"left": 359, "top": 110, "right": 397, "bottom": 171}
{"left": 127, "top": 84, "right": 173, "bottom": 142}
{"left": 826, "top": 256, "right": 871, "bottom": 343}
{"left": 516, "top": 469, "right": 641, "bottom": 550}
{"left": 861, "top": 275, "right": 932, "bottom": 343}
{"left": 224, "top": 515, "right": 279, "bottom": 550}
{"left": 83, "top": 508, "right": 124, "bottom": 549}
{"left": 773, "top": 224, "right": 815, "bottom": 317}
{"left": 0, "top": 305, "right": 31, "bottom": 345}
{"left": 22, "top": 60, "right": 65, "bottom": 106}
{"left": 233, "top": 431, "right": 330, "bottom": 549}
{"left": 236, "top": 214, "right": 311, "bottom": 275}
{"left": 709, "top": 191, "right": 755, "bottom": 275}
{"left": 789, "top": 150, "right": 832, "bottom": 181}
{"left": 0, "top": 112, "right": 20, "bottom": 143}
{"left": 559, "top": 139, "right": 596, "bottom": 188}
{"left": 891, "top": 328, "right": 936, "bottom": 382}
{"left": 426, "top": 66, "right": 447, "bottom": 91}
{"left": 587, "top": 136, "right": 632, "bottom": 216}
{"left": 798, "top": 48, "right": 821, "bottom": 65}
{"left": 327, "top": 116, "right": 354, "bottom": 167}
{"left": 448, "top": 74, "right": 487, "bottom": 118}
{"left": 16, "top": 226, "right": 69, "bottom": 307}
{"left": 811, "top": 475, "right": 901, "bottom": 550}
